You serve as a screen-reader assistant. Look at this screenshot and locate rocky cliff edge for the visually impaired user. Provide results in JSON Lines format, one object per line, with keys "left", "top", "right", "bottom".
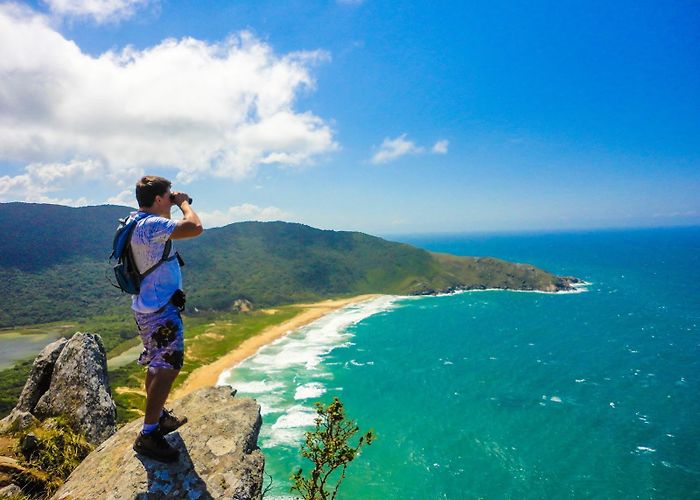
{"left": 52, "top": 386, "right": 265, "bottom": 500}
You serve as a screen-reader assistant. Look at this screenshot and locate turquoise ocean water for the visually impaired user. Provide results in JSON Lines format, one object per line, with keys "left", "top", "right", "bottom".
{"left": 219, "top": 227, "right": 700, "bottom": 499}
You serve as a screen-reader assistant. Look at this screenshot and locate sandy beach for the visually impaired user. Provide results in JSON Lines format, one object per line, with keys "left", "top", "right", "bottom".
{"left": 171, "top": 294, "right": 382, "bottom": 400}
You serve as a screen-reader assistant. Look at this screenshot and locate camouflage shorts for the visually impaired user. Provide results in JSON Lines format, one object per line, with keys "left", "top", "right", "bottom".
{"left": 133, "top": 303, "right": 185, "bottom": 371}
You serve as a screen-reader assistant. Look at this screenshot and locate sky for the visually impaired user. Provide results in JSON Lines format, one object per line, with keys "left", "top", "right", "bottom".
{"left": 0, "top": 0, "right": 698, "bottom": 234}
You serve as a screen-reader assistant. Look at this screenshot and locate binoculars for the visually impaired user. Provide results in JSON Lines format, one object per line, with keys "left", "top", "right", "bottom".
{"left": 170, "top": 194, "right": 193, "bottom": 205}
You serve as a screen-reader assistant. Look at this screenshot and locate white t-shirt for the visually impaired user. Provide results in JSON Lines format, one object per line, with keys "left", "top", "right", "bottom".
{"left": 128, "top": 211, "right": 182, "bottom": 313}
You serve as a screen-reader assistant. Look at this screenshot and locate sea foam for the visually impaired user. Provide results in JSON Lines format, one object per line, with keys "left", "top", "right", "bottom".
{"left": 218, "top": 295, "right": 401, "bottom": 451}
{"left": 219, "top": 295, "right": 400, "bottom": 380}
{"left": 294, "top": 382, "right": 327, "bottom": 400}
{"left": 263, "top": 405, "right": 320, "bottom": 448}
{"left": 230, "top": 380, "right": 285, "bottom": 394}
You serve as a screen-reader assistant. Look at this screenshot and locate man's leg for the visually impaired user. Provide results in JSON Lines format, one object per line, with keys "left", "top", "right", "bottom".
{"left": 145, "top": 368, "right": 154, "bottom": 394}
{"left": 132, "top": 307, "right": 186, "bottom": 462}
{"left": 133, "top": 366, "right": 181, "bottom": 463}
{"left": 144, "top": 367, "right": 180, "bottom": 425}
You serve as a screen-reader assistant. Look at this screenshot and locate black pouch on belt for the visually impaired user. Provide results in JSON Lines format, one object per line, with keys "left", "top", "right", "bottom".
{"left": 171, "top": 289, "right": 186, "bottom": 312}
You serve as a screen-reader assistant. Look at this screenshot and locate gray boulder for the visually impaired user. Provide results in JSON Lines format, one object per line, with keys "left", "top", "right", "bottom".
{"left": 33, "top": 332, "right": 116, "bottom": 445}
{"left": 52, "top": 386, "right": 265, "bottom": 500}
{"left": 0, "top": 337, "right": 68, "bottom": 434}
{"left": 16, "top": 338, "right": 68, "bottom": 413}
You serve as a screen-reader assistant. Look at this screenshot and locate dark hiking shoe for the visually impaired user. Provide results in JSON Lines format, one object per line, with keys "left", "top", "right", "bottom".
{"left": 133, "top": 429, "right": 179, "bottom": 463}
{"left": 159, "top": 407, "right": 188, "bottom": 434}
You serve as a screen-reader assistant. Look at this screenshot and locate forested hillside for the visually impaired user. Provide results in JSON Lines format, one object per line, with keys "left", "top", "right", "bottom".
{"left": 0, "top": 202, "right": 573, "bottom": 327}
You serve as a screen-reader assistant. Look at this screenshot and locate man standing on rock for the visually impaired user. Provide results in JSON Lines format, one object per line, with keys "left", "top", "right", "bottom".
{"left": 129, "top": 176, "right": 203, "bottom": 463}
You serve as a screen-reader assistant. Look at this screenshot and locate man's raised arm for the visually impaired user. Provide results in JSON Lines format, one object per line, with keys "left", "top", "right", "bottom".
{"left": 170, "top": 192, "right": 203, "bottom": 240}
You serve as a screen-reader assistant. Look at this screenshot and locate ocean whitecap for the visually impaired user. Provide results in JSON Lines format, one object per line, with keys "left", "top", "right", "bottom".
{"left": 294, "top": 382, "right": 327, "bottom": 400}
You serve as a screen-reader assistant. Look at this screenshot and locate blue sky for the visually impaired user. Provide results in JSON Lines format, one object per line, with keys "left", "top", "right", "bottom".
{"left": 1, "top": 0, "right": 698, "bottom": 234}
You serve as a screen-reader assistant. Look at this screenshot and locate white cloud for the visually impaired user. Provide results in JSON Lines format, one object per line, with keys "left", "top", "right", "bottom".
{"left": 432, "top": 139, "right": 448, "bottom": 154}
{"left": 370, "top": 134, "right": 423, "bottom": 164}
{"left": 199, "top": 203, "right": 290, "bottom": 228}
{"left": 43, "top": 0, "right": 152, "bottom": 23}
{"left": 106, "top": 189, "right": 135, "bottom": 206}
{"left": 0, "top": 4, "right": 338, "bottom": 200}
{"left": 370, "top": 134, "right": 449, "bottom": 164}
{"left": 0, "top": 158, "right": 100, "bottom": 205}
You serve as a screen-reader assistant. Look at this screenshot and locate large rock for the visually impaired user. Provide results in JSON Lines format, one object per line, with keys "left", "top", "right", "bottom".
{"left": 33, "top": 332, "right": 116, "bottom": 445}
{"left": 52, "top": 387, "right": 265, "bottom": 500}
{"left": 0, "top": 338, "right": 68, "bottom": 434}
{"left": 16, "top": 338, "right": 68, "bottom": 413}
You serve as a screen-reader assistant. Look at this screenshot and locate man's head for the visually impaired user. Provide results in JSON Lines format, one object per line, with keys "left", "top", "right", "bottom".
{"left": 136, "top": 176, "right": 173, "bottom": 214}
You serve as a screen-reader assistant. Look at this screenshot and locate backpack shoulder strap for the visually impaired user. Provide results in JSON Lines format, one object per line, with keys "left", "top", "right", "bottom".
{"left": 110, "top": 212, "right": 152, "bottom": 260}
{"left": 135, "top": 222, "right": 178, "bottom": 280}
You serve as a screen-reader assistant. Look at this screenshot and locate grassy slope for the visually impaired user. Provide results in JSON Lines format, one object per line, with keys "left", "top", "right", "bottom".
{"left": 0, "top": 359, "right": 32, "bottom": 420}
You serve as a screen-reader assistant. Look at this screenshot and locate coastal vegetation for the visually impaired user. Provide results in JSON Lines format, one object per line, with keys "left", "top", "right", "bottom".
{"left": 290, "top": 397, "right": 374, "bottom": 500}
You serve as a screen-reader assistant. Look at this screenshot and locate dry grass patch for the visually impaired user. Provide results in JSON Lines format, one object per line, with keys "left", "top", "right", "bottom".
{"left": 114, "top": 387, "right": 146, "bottom": 397}
{"left": 200, "top": 332, "right": 224, "bottom": 340}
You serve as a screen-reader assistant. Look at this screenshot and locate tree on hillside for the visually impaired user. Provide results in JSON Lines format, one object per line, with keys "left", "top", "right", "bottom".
{"left": 289, "top": 397, "right": 375, "bottom": 499}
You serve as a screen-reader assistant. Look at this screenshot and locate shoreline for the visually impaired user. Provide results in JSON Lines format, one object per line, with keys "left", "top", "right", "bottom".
{"left": 171, "top": 294, "right": 383, "bottom": 400}
{"left": 423, "top": 281, "right": 592, "bottom": 298}
{"left": 170, "top": 284, "right": 588, "bottom": 400}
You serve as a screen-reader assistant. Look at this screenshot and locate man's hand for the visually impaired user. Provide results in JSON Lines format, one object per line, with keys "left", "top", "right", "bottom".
{"left": 171, "top": 191, "right": 192, "bottom": 207}
{"left": 170, "top": 191, "right": 203, "bottom": 240}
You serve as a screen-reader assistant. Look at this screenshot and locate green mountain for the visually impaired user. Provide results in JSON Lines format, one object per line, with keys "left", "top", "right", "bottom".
{"left": 0, "top": 202, "right": 577, "bottom": 327}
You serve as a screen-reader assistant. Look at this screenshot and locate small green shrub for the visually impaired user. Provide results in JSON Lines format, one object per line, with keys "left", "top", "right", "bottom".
{"left": 290, "top": 397, "right": 374, "bottom": 499}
